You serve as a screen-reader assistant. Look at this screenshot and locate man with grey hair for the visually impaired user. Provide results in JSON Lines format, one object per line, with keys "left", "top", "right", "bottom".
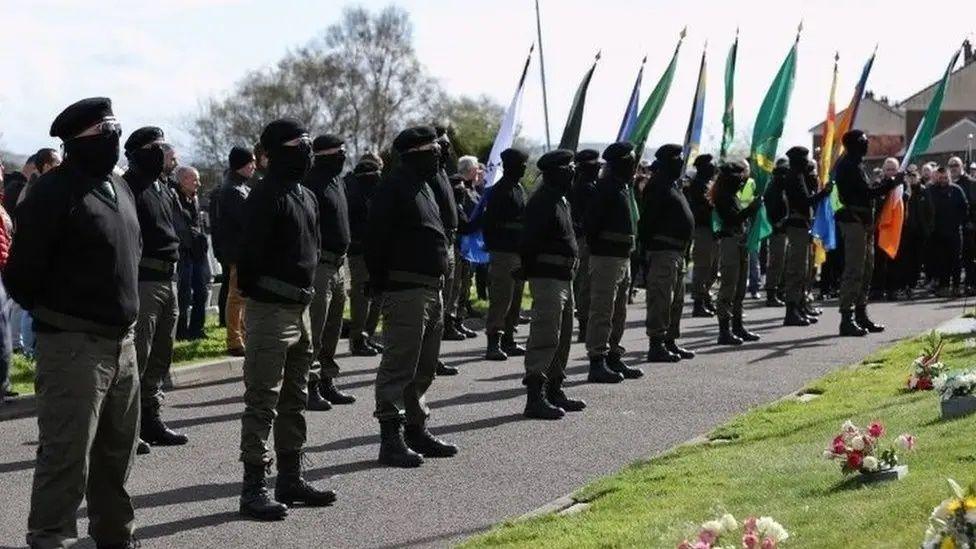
{"left": 444, "top": 155, "right": 481, "bottom": 340}
{"left": 173, "top": 165, "right": 212, "bottom": 341}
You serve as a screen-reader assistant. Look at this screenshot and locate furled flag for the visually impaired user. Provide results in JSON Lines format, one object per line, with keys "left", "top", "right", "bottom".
{"left": 616, "top": 56, "right": 646, "bottom": 142}
{"left": 720, "top": 30, "right": 738, "bottom": 160}
{"left": 878, "top": 46, "right": 963, "bottom": 259}
{"left": 628, "top": 28, "right": 686, "bottom": 158}
{"left": 811, "top": 52, "right": 840, "bottom": 258}
{"left": 682, "top": 44, "right": 708, "bottom": 171}
{"left": 460, "top": 44, "right": 534, "bottom": 264}
{"left": 831, "top": 47, "right": 877, "bottom": 163}
{"left": 746, "top": 26, "right": 800, "bottom": 253}
{"left": 558, "top": 52, "right": 601, "bottom": 151}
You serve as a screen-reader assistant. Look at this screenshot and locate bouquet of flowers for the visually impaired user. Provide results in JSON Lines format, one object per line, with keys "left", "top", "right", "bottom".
{"left": 934, "top": 370, "right": 976, "bottom": 402}
{"left": 921, "top": 479, "right": 976, "bottom": 549}
{"left": 908, "top": 331, "right": 948, "bottom": 391}
{"left": 676, "top": 514, "right": 789, "bottom": 549}
{"left": 822, "top": 420, "right": 915, "bottom": 475}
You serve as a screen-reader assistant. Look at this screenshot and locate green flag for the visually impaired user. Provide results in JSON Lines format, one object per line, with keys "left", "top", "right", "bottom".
{"left": 558, "top": 53, "right": 600, "bottom": 151}
{"left": 628, "top": 29, "right": 685, "bottom": 158}
{"left": 746, "top": 33, "right": 799, "bottom": 253}
{"left": 901, "top": 47, "right": 962, "bottom": 168}
{"left": 720, "top": 30, "right": 738, "bottom": 159}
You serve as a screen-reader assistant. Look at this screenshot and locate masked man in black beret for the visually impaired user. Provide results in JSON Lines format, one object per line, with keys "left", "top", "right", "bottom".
{"left": 302, "top": 134, "right": 356, "bottom": 411}
{"left": 834, "top": 130, "right": 899, "bottom": 336}
{"left": 685, "top": 154, "right": 718, "bottom": 317}
{"left": 584, "top": 142, "right": 643, "bottom": 382}
{"left": 237, "top": 119, "right": 336, "bottom": 521}
{"left": 482, "top": 148, "right": 529, "bottom": 361}
{"left": 520, "top": 149, "right": 586, "bottom": 419}
{"left": 121, "top": 126, "right": 188, "bottom": 454}
{"left": 366, "top": 126, "right": 458, "bottom": 467}
{"left": 346, "top": 158, "right": 385, "bottom": 357}
{"left": 8, "top": 97, "right": 141, "bottom": 549}
{"left": 428, "top": 128, "right": 461, "bottom": 376}
{"left": 570, "top": 148, "right": 600, "bottom": 342}
{"left": 639, "top": 144, "right": 696, "bottom": 362}
{"left": 216, "top": 146, "right": 256, "bottom": 355}
{"left": 763, "top": 158, "right": 790, "bottom": 308}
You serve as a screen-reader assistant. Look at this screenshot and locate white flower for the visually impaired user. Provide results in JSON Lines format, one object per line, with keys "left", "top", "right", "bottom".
{"left": 931, "top": 501, "right": 952, "bottom": 521}
{"left": 897, "top": 434, "right": 916, "bottom": 451}
{"left": 851, "top": 436, "right": 865, "bottom": 451}
{"left": 841, "top": 420, "right": 857, "bottom": 434}
{"left": 966, "top": 509, "right": 976, "bottom": 524}
{"left": 720, "top": 513, "right": 738, "bottom": 532}
{"left": 701, "top": 520, "right": 724, "bottom": 534}
{"left": 755, "top": 517, "right": 789, "bottom": 542}
{"left": 862, "top": 456, "right": 880, "bottom": 472}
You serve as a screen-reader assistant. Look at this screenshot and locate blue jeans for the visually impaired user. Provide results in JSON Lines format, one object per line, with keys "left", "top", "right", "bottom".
{"left": 177, "top": 253, "right": 212, "bottom": 339}
{"left": 20, "top": 311, "right": 35, "bottom": 358}
{"left": 748, "top": 250, "right": 761, "bottom": 294}
{"left": 0, "top": 280, "right": 12, "bottom": 394}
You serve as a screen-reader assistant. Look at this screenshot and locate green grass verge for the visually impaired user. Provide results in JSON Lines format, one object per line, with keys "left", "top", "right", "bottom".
{"left": 463, "top": 333, "right": 976, "bottom": 548}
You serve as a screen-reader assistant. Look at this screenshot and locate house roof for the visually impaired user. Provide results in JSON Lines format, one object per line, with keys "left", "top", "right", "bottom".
{"left": 900, "top": 57, "right": 976, "bottom": 111}
{"left": 809, "top": 95, "right": 905, "bottom": 135}
{"left": 916, "top": 116, "right": 976, "bottom": 155}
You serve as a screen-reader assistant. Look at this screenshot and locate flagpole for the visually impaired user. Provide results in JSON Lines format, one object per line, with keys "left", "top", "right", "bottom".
{"left": 535, "top": 0, "right": 552, "bottom": 151}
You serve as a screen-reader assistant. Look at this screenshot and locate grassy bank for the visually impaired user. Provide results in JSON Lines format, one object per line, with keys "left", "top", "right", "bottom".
{"left": 464, "top": 333, "right": 976, "bottom": 548}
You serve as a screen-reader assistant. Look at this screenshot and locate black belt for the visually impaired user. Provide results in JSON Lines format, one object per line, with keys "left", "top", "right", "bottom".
{"left": 32, "top": 306, "right": 132, "bottom": 339}
{"left": 256, "top": 276, "right": 315, "bottom": 304}
{"left": 388, "top": 270, "right": 444, "bottom": 289}
{"left": 319, "top": 251, "right": 346, "bottom": 267}
{"left": 139, "top": 257, "right": 176, "bottom": 276}
{"left": 536, "top": 254, "right": 578, "bottom": 269}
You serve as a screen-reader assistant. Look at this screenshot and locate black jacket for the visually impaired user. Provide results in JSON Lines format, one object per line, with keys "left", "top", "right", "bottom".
{"left": 520, "top": 182, "right": 578, "bottom": 280}
{"left": 482, "top": 175, "right": 526, "bottom": 253}
{"left": 834, "top": 154, "right": 897, "bottom": 225}
{"left": 238, "top": 176, "right": 320, "bottom": 305}
{"left": 173, "top": 190, "right": 208, "bottom": 261}
{"left": 365, "top": 166, "right": 449, "bottom": 291}
{"left": 216, "top": 171, "right": 251, "bottom": 264}
{"left": 929, "top": 183, "right": 969, "bottom": 238}
{"left": 714, "top": 182, "right": 761, "bottom": 238}
{"left": 431, "top": 169, "right": 459, "bottom": 236}
{"left": 764, "top": 167, "right": 789, "bottom": 229}
{"left": 454, "top": 181, "right": 482, "bottom": 236}
{"left": 683, "top": 174, "right": 713, "bottom": 228}
{"left": 585, "top": 174, "right": 636, "bottom": 258}
{"left": 346, "top": 172, "right": 380, "bottom": 256}
{"left": 570, "top": 176, "right": 597, "bottom": 238}
{"left": 123, "top": 167, "right": 180, "bottom": 281}
{"left": 953, "top": 174, "right": 976, "bottom": 221}
{"left": 4, "top": 160, "right": 141, "bottom": 335}
{"left": 782, "top": 169, "right": 828, "bottom": 229}
{"left": 302, "top": 163, "right": 351, "bottom": 257}
{"left": 904, "top": 184, "right": 935, "bottom": 238}
{"left": 638, "top": 174, "right": 694, "bottom": 252}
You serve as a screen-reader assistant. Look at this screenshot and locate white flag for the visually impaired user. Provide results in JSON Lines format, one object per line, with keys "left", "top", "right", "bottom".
{"left": 484, "top": 45, "right": 534, "bottom": 189}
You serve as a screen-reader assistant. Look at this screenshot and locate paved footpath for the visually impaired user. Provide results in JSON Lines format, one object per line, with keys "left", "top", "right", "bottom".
{"left": 0, "top": 296, "right": 965, "bottom": 548}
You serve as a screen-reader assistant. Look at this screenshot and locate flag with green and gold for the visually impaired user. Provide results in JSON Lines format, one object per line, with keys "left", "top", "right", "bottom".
{"left": 746, "top": 31, "right": 799, "bottom": 253}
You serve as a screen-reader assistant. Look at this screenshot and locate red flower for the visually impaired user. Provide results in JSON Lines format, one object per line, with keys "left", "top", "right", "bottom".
{"left": 742, "top": 533, "right": 760, "bottom": 548}
{"left": 831, "top": 435, "right": 846, "bottom": 455}
{"left": 868, "top": 422, "right": 885, "bottom": 438}
{"left": 847, "top": 451, "right": 863, "bottom": 470}
{"left": 917, "top": 378, "right": 933, "bottom": 391}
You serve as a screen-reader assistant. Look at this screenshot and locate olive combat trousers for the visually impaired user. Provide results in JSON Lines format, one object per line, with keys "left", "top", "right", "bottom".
{"left": 486, "top": 252, "right": 523, "bottom": 335}
{"left": 524, "top": 278, "right": 574, "bottom": 380}
{"left": 134, "top": 280, "right": 177, "bottom": 413}
{"left": 717, "top": 236, "right": 748, "bottom": 320}
{"left": 765, "top": 231, "right": 788, "bottom": 293}
{"left": 309, "top": 261, "right": 345, "bottom": 380}
{"left": 784, "top": 226, "right": 811, "bottom": 304}
{"left": 239, "top": 299, "right": 314, "bottom": 466}
{"left": 348, "top": 255, "right": 381, "bottom": 338}
{"left": 691, "top": 226, "right": 718, "bottom": 301}
{"left": 586, "top": 255, "right": 629, "bottom": 358}
{"left": 27, "top": 330, "right": 139, "bottom": 549}
{"left": 374, "top": 287, "right": 443, "bottom": 426}
{"left": 573, "top": 241, "right": 591, "bottom": 322}
{"left": 644, "top": 250, "right": 685, "bottom": 340}
{"left": 838, "top": 221, "right": 874, "bottom": 311}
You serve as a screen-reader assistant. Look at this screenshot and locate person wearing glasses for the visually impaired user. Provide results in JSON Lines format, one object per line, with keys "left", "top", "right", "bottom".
{"left": 236, "top": 119, "right": 336, "bottom": 521}
{"left": 6, "top": 97, "right": 141, "bottom": 549}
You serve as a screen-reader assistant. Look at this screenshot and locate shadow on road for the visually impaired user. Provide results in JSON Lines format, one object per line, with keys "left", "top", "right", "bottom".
{"left": 371, "top": 523, "right": 492, "bottom": 549}
{"left": 0, "top": 458, "right": 34, "bottom": 475}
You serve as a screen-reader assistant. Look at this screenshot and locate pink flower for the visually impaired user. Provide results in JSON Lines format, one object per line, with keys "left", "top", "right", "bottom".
{"left": 762, "top": 537, "right": 778, "bottom": 549}
{"left": 744, "top": 517, "right": 758, "bottom": 532}
{"left": 868, "top": 422, "right": 885, "bottom": 438}
{"left": 698, "top": 529, "right": 717, "bottom": 544}
{"left": 897, "top": 434, "right": 916, "bottom": 451}
{"left": 676, "top": 542, "right": 693, "bottom": 549}
{"left": 742, "top": 533, "right": 760, "bottom": 548}
{"left": 831, "top": 435, "right": 846, "bottom": 454}
{"left": 847, "top": 451, "right": 863, "bottom": 470}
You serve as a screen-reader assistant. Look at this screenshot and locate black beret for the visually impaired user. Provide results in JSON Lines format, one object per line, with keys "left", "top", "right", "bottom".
{"left": 260, "top": 118, "right": 307, "bottom": 150}
{"left": 693, "top": 154, "right": 714, "bottom": 169}
{"left": 576, "top": 148, "right": 601, "bottom": 163}
{"left": 433, "top": 124, "right": 449, "bottom": 137}
{"left": 842, "top": 129, "right": 867, "bottom": 148}
{"left": 785, "top": 146, "right": 809, "bottom": 162}
{"left": 448, "top": 174, "right": 465, "bottom": 185}
{"left": 353, "top": 160, "right": 381, "bottom": 175}
{"left": 124, "top": 126, "right": 164, "bottom": 153}
{"left": 720, "top": 159, "right": 749, "bottom": 177}
{"left": 536, "top": 149, "right": 574, "bottom": 171}
{"left": 313, "top": 134, "right": 344, "bottom": 152}
{"left": 229, "top": 146, "right": 255, "bottom": 171}
{"left": 393, "top": 126, "right": 437, "bottom": 153}
{"left": 654, "top": 143, "right": 683, "bottom": 161}
{"left": 602, "top": 142, "right": 634, "bottom": 162}
{"left": 501, "top": 148, "right": 529, "bottom": 164}
{"left": 775, "top": 157, "right": 789, "bottom": 169}
{"left": 50, "top": 97, "right": 114, "bottom": 139}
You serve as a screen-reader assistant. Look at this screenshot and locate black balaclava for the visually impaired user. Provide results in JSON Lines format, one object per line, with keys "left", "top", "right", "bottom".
{"left": 842, "top": 131, "right": 869, "bottom": 159}
{"left": 544, "top": 165, "right": 574, "bottom": 196}
{"left": 127, "top": 144, "right": 165, "bottom": 182}
{"left": 269, "top": 140, "right": 312, "bottom": 181}
{"left": 65, "top": 131, "right": 120, "bottom": 179}
{"left": 402, "top": 148, "right": 440, "bottom": 181}
{"left": 607, "top": 156, "right": 636, "bottom": 181}
{"left": 577, "top": 161, "right": 601, "bottom": 182}
{"left": 503, "top": 159, "right": 527, "bottom": 182}
{"left": 315, "top": 150, "right": 347, "bottom": 179}
{"left": 695, "top": 162, "right": 716, "bottom": 182}
{"left": 660, "top": 157, "right": 683, "bottom": 181}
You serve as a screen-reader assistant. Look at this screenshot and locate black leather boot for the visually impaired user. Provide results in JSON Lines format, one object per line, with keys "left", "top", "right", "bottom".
{"left": 607, "top": 353, "right": 644, "bottom": 378}
{"left": 306, "top": 379, "right": 333, "bottom": 411}
{"left": 523, "top": 375, "right": 565, "bottom": 420}
{"left": 240, "top": 463, "right": 288, "bottom": 521}
{"left": 378, "top": 420, "right": 424, "bottom": 468}
{"left": 485, "top": 333, "right": 508, "bottom": 361}
{"left": 692, "top": 300, "right": 715, "bottom": 318}
{"left": 435, "top": 360, "right": 459, "bottom": 376}
{"left": 665, "top": 339, "right": 696, "bottom": 359}
{"left": 319, "top": 377, "right": 356, "bottom": 405}
{"left": 136, "top": 439, "right": 151, "bottom": 455}
{"left": 839, "top": 310, "right": 868, "bottom": 337}
{"left": 366, "top": 335, "right": 384, "bottom": 352}
{"left": 587, "top": 356, "right": 626, "bottom": 382}
{"left": 350, "top": 334, "right": 379, "bottom": 357}
{"left": 646, "top": 339, "right": 680, "bottom": 363}
{"left": 274, "top": 451, "right": 336, "bottom": 507}
{"left": 404, "top": 424, "right": 458, "bottom": 457}
{"left": 545, "top": 376, "right": 586, "bottom": 411}
{"left": 141, "top": 410, "right": 189, "bottom": 446}
{"left": 855, "top": 306, "right": 885, "bottom": 333}
{"left": 733, "top": 314, "right": 760, "bottom": 342}
{"left": 802, "top": 301, "right": 822, "bottom": 317}
{"left": 704, "top": 296, "right": 717, "bottom": 315}
{"left": 500, "top": 332, "right": 525, "bottom": 357}
{"left": 442, "top": 316, "right": 466, "bottom": 341}
{"left": 783, "top": 304, "right": 810, "bottom": 327}
{"left": 456, "top": 318, "right": 478, "bottom": 339}
{"left": 765, "top": 292, "right": 785, "bottom": 307}
{"left": 577, "top": 319, "right": 587, "bottom": 343}
{"left": 717, "top": 318, "right": 743, "bottom": 346}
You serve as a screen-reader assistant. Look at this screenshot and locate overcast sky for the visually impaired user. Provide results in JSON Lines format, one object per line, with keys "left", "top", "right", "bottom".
{"left": 1, "top": 0, "right": 972, "bottom": 161}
